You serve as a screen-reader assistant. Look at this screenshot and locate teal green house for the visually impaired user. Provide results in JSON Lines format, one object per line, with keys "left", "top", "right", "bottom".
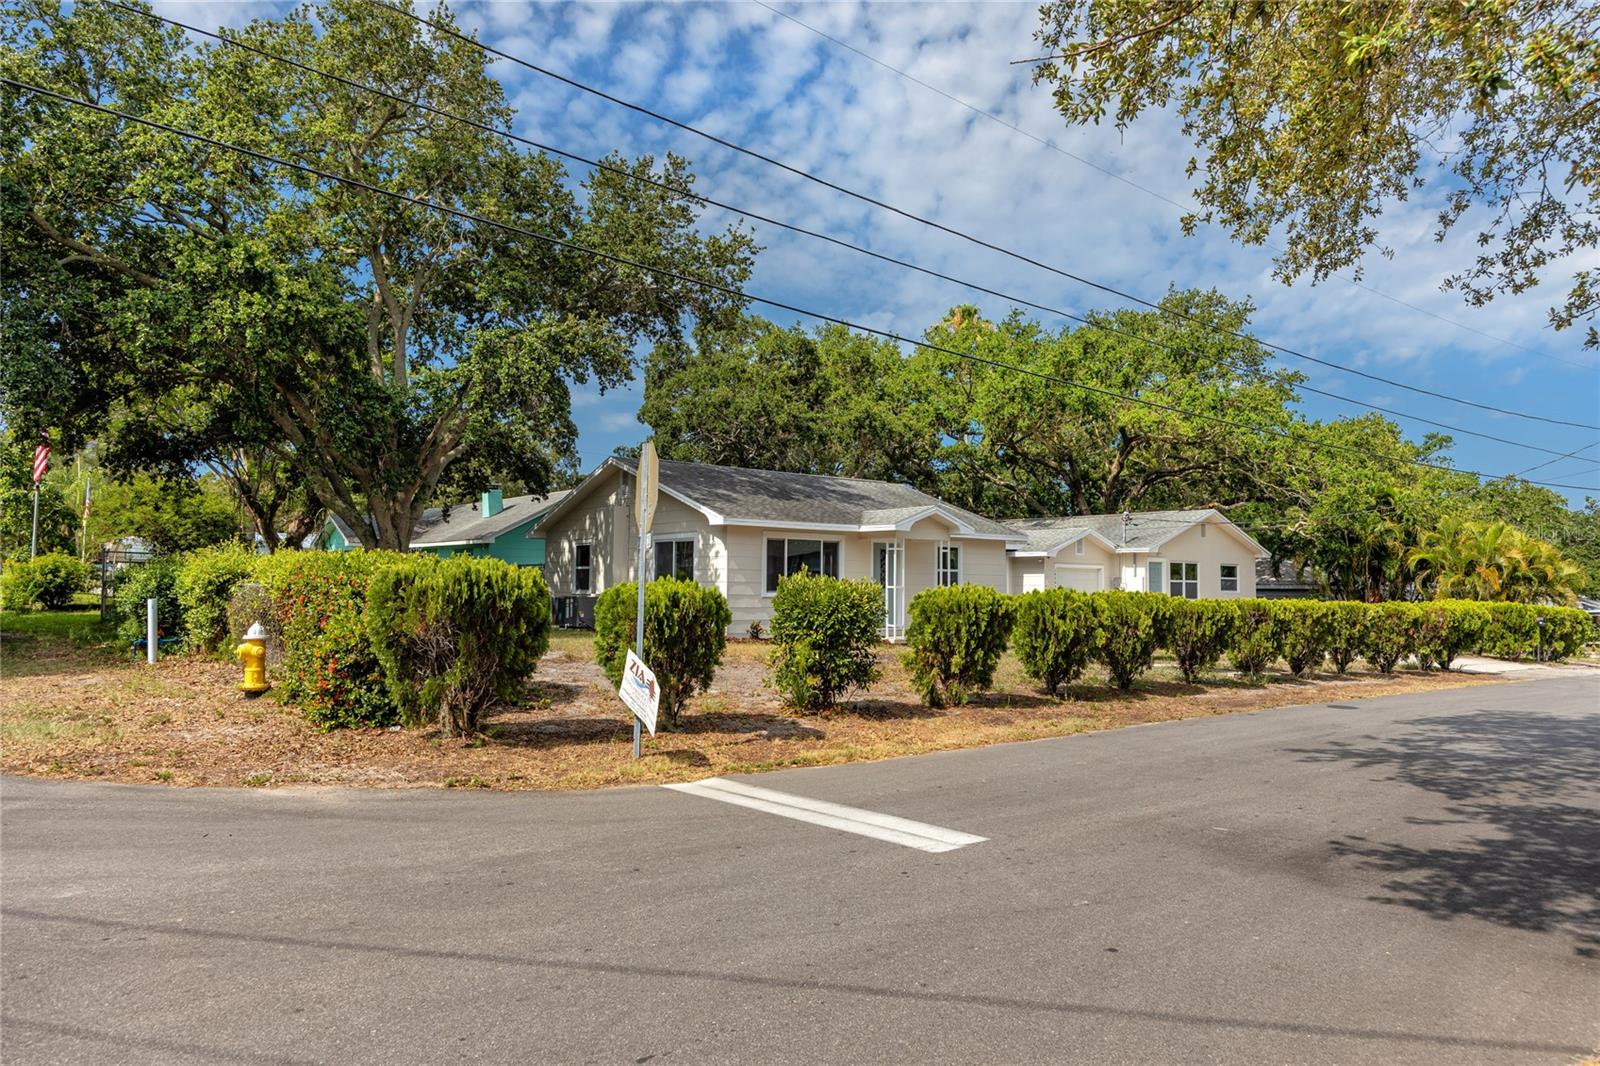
{"left": 322, "top": 488, "right": 570, "bottom": 566}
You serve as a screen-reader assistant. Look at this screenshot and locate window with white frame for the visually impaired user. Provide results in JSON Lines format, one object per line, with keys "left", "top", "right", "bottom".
{"left": 936, "top": 544, "right": 961, "bottom": 586}
{"left": 1147, "top": 560, "right": 1164, "bottom": 593}
{"left": 1219, "top": 563, "right": 1239, "bottom": 592}
{"left": 1169, "top": 561, "right": 1199, "bottom": 599}
{"left": 654, "top": 538, "right": 695, "bottom": 581}
{"left": 574, "top": 542, "right": 593, "bottom": 593}
{"left": 765, "top": 538, "right": 840, "bottom": 593}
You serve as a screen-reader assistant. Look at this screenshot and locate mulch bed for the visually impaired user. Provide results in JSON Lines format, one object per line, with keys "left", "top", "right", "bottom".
{"left": 0, "top": 630, "right": 1500, "bottom": 791}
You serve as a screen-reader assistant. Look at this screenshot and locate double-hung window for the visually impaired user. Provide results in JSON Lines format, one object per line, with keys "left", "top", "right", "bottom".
{"left": 574, "top": 543, "right": 593, "bottom": 593}
{"left": 765, "top": 538, "right": 840, "bottom": 593}
{"left": 654, "top": 538, "right": 695, "bottom": 581}
{"left": 1169, "top": 561, "right": 1199, "bottom": 599}
{"left": 1219, "top": 563, "right": 1239, "bottom": 593}
{"left": 936, "top": 545, "right": 961, "bottom": 586}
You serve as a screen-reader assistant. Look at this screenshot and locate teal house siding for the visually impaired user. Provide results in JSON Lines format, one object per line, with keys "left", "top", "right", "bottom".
{"left": 319, "top": 488, "right": 568, "bottom": 566}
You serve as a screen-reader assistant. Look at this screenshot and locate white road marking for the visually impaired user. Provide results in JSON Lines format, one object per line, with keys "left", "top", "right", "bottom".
{"left": 662, "top": 777, "right": 987, "bottom": 853}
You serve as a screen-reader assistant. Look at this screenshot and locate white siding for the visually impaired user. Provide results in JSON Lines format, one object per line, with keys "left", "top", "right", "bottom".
{"left": 1144, "top": 520, "right": 1260, "bottom": 598}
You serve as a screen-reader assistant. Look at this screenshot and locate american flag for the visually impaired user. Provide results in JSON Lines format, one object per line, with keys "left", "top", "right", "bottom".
{"left": 32, "top": 440, "right": 50, "bottom": 484}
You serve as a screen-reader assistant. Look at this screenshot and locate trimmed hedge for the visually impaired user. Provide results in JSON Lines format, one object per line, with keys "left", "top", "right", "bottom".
{"left": 1273, "top": 600, "right": 1336, "bottom": 678}
{"left": 1165, "top": 598, "right": 1236, "bottom": 683}
{"left": 368, "top": 556, "right": 552, "bottom": 736}
{"left": 1361, "top": 602, "right": 1419, "bottom": 673}
{"left": 769, "top": 572, "right": 883, "bottom": 710}
{"left": 1088, "top": 591, "right": 1170, "bottom": 690}
{"left": 1012, "top": 588, "right": 1096, "bottom": 696}
{"left": 1228, "top": 599, "right": 1278, "bottom": 676}
{"left": 903, "top": 585, "right": 1016, "bottom": 707}
{"left": 595, "top": 578, "right": 732, "bottom": 728}
{"left": 253, "top": 550, "right": 405, "bottom": 723}
{"left": 1, "top": 552, "right": 90, "bottom": 611}
{"left": 174, "top": 542, "right": 257, "bottom": 652}
{"left": 1327, "top": 602, "right": 1367, "bottom": 674}
{"left": 1477, "top": 601, "right": 1590, "bottom": 661}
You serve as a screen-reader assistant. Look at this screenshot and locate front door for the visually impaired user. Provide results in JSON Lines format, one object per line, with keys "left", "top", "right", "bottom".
{"left": 873, "top": 541, "right": 903, "bottom": 639}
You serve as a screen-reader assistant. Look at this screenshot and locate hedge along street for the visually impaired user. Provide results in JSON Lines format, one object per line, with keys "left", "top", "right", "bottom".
{"left": 0, "top": 619, "right": 1526, "bottom": 793}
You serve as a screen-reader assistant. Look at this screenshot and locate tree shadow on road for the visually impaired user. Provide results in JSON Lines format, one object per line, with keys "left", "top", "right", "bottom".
{"left": 1290, "top": 710, "right": 1600, "bottom": 956}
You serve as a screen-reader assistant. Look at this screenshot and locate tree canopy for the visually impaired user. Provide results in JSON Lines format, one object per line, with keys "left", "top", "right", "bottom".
{"left": 644, "top": 297, "right": 1599, "bottom": 599}
{"left": 1027, "top": 1, "right": 1600, "bottom": 344}
{"left": 1, "top": 0, "right": 754, "bottom": 548}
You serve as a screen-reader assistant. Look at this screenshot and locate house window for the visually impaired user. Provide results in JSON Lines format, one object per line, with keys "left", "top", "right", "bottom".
{"left": 654, "top": 538, "right": 695, "bottom": 581}
{"left": 1220, "top": 563, "right": 1239, "bottom": 593}
{"left": 574, "top": 542, "right": 592, "bottom": 593}
{"left": 1147, "top": 560, "right": 1164, "bottom": 593}
{"left": 936, "top": 545, "right": 961, "bottom": 586}
{"left": 1074, "top": 539, "right": 1086, "bottom": 556}
{"left": 765, "top": 538, "right": 840, "bottom": 593}
{"left": 1169, "top": 562, "right": 1199, "bottom": 599}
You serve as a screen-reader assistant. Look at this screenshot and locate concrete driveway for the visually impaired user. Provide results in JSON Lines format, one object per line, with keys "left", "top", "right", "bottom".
{"left": 3, "top": 675, "right": 1597, "bottom": 1065}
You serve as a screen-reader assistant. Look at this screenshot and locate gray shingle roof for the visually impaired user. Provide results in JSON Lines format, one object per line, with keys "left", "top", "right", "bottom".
{"left": 619, "top": 458, "right": 1017, "bottom": 536}
{"left": 409, "top": 490, "right": 571, "bottom": 546}
{"left": 1005, "top": 509, "right": 1219, "bottom": 552}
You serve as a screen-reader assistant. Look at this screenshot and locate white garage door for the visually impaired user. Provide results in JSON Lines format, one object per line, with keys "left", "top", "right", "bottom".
{"left": 1054, "top": 565, "right": 1103, "bottom": 592}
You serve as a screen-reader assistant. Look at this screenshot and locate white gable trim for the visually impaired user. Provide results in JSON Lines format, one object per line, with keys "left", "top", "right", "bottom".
{"left": 1136, "top": 510, "right": 1268, "bottom": 557}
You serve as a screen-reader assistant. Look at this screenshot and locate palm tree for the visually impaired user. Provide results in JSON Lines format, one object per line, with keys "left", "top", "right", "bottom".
{"left": 1410, "top": 519, "right": 1581, "bottom": 605}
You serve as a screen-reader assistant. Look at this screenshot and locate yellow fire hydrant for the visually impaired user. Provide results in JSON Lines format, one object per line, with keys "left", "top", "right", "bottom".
{"left": 235, "top": 622, "right": 270, "bottom": 698}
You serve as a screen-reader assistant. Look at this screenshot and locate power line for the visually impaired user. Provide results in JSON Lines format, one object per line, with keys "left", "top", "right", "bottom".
{"left": 1513, "top": 440, "right": 1600, "bottom": 480}
{"left": 95, "top": 1, "right": 1583, "bottom": 462}
{"left": 753, "top": 0, "right": 1597, "bottom": 374}
{"left": 9, "top": 77, "right": 1596, "bottom": 496}
{"left": 368, "top": 0, "right": 1600, "bottom": 434}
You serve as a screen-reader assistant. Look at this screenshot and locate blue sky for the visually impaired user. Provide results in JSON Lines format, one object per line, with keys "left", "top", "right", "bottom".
{"left": 164, "top": 0, "right": 1600, "bottom": 503}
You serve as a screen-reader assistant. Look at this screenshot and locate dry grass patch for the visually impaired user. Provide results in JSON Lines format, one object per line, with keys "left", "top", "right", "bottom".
{"left": 1, "top": 621, "right": 1503, "bottom": 792}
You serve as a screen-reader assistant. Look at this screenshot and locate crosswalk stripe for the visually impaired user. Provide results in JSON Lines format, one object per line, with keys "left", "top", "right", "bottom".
{"left": 662, "top": 777, "right": 987, "bottom": 853}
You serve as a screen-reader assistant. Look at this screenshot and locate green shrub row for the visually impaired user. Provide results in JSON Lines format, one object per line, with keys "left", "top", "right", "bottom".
{"left": 595, "top": 578, "right": 731, "bottom": 729}
{"left": 895, "top": 587, "right": 1594, "bottom": 706}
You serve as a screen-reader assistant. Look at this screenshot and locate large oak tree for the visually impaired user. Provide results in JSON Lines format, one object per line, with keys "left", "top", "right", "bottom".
{"left": 1, "top": 0, "right": 753, "bottom": 548}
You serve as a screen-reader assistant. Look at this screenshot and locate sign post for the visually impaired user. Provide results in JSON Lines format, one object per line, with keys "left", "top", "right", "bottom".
{"left": 631, "top": 442, "right": 660, "bottom": 759}
{"left": 30, "top": 438, "right": 50, "bottom": 560}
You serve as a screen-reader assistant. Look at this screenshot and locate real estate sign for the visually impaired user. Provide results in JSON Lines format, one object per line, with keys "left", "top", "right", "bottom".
{"left": 619, "top": 649, "right": 659, "bottom": 736}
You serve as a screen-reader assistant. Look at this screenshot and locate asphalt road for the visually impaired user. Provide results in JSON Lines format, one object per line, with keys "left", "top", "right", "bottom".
{"left": 3, "top": 674, "right": 1598, "bottom": 1065}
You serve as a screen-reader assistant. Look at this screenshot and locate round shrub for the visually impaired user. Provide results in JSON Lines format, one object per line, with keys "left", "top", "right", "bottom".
{"left": 303, "top": 608, "right": 396, "bottom": 730}
{"left": 368, "top": 556, "right": 551, "bottom": 736}
{"left": 111, "top": 557, "right": 182, "bottom": 644}
{"left": 1272, "top": 600, "right": 1336, "bottom": 677}
{"left": 1165, "top": 598, "right": 1237, "bottom": 683}
{"left": 1227, "top": 599, "right": 1278, "bottom": 677}
{"left": 1087, "top": 590, "right": 1170, "bottom": 691}
{"left": 175, "top": 542, "right": 256, "bottom": 652}
{"left": 1, "top": 552, "right": 90, "bottom": 611}
{"left": 1326, "top": 602, "right": 1367, "bottom": 674}
{"left": 1414, "top": 600, "right": 1487, "bottom": 671}
{"left": 595, "top": 578, "right": 732, "bottom": 728}
{"left": 1361, "top": 602, "right": 1419, "bottom": 673}
{"left": 768, "top": 571, "right": 883, "bottom": 710}
{"left": 1012, "top": 588, "right": 1096, "bottom": 696}
{"left": 1535, "top": 606, "right": 1593, "bottom": 661}
{"left": 253, "top": 550, "right": 404, "bottom": 718}
{"left": 903, "top": 585, "right": 1016, "bottom": 707}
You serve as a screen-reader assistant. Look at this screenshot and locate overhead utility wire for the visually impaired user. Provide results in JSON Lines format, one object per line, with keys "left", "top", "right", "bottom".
{"left": 99, "top": 3, "right": 1580, "bottom": 463}
{"left": 367, "top": 0, "right": 1600, "bottom": 434}
{"left": 752, "top": 0, "right": 1593, "bottom": 373}
{"left": 1513, "top": 440, "right": 1600, "bottom": 480}
{"left": 10, "top": 77, "right": 1595, "bottom": 495}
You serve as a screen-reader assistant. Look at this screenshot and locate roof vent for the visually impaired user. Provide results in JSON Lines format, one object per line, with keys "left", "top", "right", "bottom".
{"left": 481, "top": 488, "right": 504, "bottom": 518}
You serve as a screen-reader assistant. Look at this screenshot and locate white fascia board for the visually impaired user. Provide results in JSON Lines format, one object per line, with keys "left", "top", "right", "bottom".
{"left": 412, "top": 538, "right": 491, "bottom": 548}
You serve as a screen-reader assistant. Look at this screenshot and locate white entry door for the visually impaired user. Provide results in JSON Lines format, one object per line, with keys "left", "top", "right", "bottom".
{"left": 1054, "top": 564, "right": 1104, "bottom": 592}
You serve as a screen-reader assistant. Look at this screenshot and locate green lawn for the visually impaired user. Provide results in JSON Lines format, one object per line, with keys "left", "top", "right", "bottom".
{"left": 0, "top": 607, "right": 113, "bottom": 643}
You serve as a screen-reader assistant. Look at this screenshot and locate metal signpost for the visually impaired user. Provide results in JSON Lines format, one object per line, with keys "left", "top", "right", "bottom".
{"left": 630, "top": 442, "right": 660, "bottom": 759}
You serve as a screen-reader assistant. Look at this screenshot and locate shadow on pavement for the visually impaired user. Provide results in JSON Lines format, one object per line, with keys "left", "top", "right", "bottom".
{"left": 1, "top": 908, "right": 1590, "bottom": 1058}
{"left": 1290, "top": 710, "right": 1600, "bottom": 957}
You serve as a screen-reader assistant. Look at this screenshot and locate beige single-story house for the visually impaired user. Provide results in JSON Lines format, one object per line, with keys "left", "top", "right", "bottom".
{"left": 533, "top": 457, "right": 1268, "bottom": 638}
